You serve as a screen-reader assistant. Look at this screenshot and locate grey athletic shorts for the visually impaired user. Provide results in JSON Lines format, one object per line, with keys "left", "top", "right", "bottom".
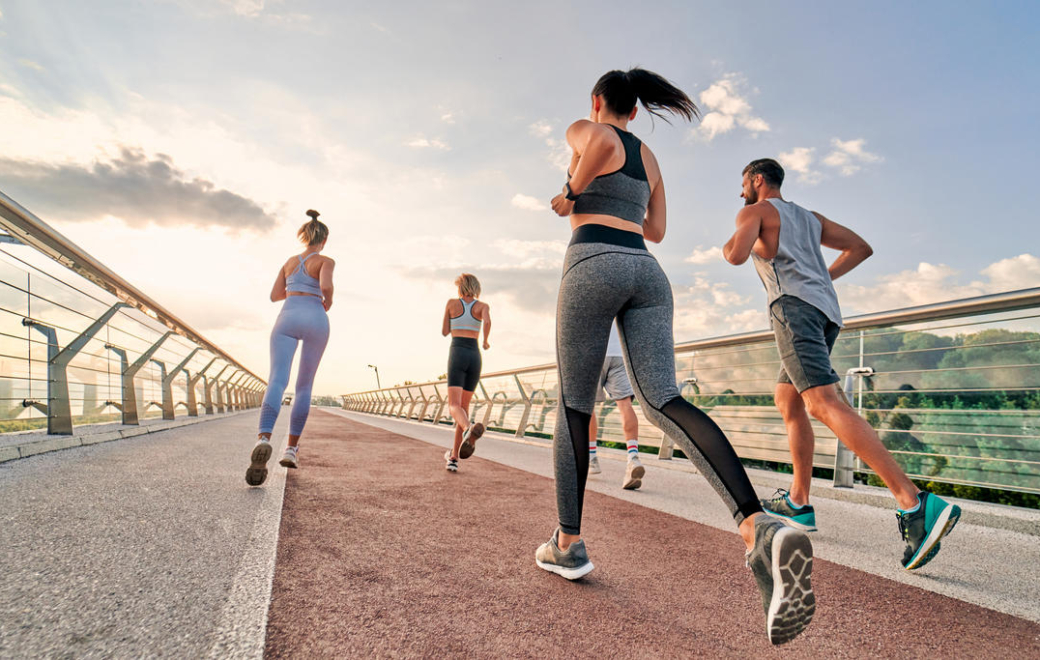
{"left": 770, "top": 295, "right": 841, "bottom": 393}
{"left": 595, "top": 356, "right": 635, "bottom": 402}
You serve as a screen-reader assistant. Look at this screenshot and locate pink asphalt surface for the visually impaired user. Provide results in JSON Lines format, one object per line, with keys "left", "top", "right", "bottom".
{"left": 264, "top": 411, "right": 1040, "bottom": 658}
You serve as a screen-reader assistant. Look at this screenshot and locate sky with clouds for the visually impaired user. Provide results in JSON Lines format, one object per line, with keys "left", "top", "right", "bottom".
{"left": 1, "top": 0, "right": 1038, "bottom": 394}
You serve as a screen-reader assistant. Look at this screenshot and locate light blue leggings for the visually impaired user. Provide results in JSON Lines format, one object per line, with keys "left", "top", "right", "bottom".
{"left": 259, "top": 295, "right": 330, "bottom": 436}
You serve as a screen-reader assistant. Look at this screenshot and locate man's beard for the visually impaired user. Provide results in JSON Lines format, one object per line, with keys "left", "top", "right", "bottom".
{"left": 744, "top": 190, "right": 757, "bottom": 206}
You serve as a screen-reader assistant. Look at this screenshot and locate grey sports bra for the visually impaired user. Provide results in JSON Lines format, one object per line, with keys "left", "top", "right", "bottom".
{"left": 449, "top": 298, "right": 482, "bottom": 332}
{"left": 571, "top": 125, "right": 651, "bottom": 225}
{"left": 285, "top": 253, "right": 322, "bottom": 296}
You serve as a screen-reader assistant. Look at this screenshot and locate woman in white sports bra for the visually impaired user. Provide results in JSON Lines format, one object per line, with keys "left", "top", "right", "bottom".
{"left": 440, "top": 273, "right": 491, "bottom": 472}
{"left": 246, "top": 210, "right": 335, "bottom": 486}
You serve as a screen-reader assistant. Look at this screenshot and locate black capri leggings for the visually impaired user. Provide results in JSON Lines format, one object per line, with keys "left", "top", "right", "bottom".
{"left": 447, "top": 337, "right": 482, "bottom": 392}
{"left": 553, "top": 225, "right": 763, "bottom": 536}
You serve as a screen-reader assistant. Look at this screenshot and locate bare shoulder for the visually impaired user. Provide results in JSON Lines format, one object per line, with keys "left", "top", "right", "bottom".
{"left": 476, "top": 300, "right": 490, "bottom": 315}
{"left": 446, "top": 298, "right": 462, "bottom": 314}
{"left": 320, "top": 255, "right": 336, "bottom": 266}
{"left": 640, "top": 143, "right": 662, "bottom": 185}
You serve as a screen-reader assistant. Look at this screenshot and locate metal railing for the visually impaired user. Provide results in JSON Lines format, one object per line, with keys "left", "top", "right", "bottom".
{"left": 0, "top": 190, "right": 266, "bottom": 435}
{"left": 343, "top": 288, "right": 1040, "bottom": 495}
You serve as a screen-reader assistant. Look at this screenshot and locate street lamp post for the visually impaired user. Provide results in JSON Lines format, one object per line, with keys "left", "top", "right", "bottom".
{"left": 367, "top": 364, "right": 381, "bottom": 389}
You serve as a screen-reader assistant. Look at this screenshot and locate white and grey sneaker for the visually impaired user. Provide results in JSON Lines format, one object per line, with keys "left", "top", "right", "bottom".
{"left": 746, "top": 515, "right": 815, "bottom": 645}
{"left": 279, "top": 446, "right": 299, "bottom": 469}
{"left": 444, "top": 450, "right": 458, "bottom": 473}
{"left": 622, "top": 455, "right": 645, "bottom": 490}
{"left": 535, "top": 528, "right": 594, "bottom": 580}
{"left": 588, "top": 455, "right": 602, "bottom": 475}
{"left": 245, "top": 439, "right": 272, "bottom": 486}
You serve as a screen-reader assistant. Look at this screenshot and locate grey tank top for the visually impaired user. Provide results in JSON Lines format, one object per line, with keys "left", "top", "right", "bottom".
{"left": 449, "top": 298, "right": 482, "bottom": 332}
{"left": 571, "top": 125, "right": 651, "bottom": 225}
{"left": 751, "top": 199, "right": 843, "bottom": 327}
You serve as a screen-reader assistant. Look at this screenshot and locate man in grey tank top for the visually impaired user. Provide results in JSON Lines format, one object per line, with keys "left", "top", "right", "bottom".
{"left": 721, "top": 158, "right": 961, "bottom": 572}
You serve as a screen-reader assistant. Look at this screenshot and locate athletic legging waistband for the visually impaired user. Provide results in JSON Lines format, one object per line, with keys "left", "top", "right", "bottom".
{"left": 450, "top": 336, "right": 479, "bottom": 349}
{"left": 569, "top": 224, "right": 647, "bottom": 250}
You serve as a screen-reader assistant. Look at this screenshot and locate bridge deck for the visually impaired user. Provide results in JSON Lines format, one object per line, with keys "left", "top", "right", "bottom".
{"left": 2, "top": 409, "right": 1038, "bottom": 657}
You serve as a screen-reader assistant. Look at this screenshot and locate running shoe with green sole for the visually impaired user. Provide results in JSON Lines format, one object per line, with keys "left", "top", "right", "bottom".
{"left": 761, "top": 488, "right": 817, "bottom": 532}
{"left": 746, "top": 515, "right": 815, "bottom": 645}
{"left": 898, "top": 491, "right": 961, "bottom": 571}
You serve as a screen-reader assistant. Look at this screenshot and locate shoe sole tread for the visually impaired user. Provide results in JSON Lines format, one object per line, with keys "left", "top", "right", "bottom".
{"left": 767, "top": 528, "right": 815, "bottom": 645}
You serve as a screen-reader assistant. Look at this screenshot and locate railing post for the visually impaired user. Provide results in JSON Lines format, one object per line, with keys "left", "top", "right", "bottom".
{"left": 22, "top": 301, "right": 129, "bottom": 435}
{"left": 149, "top": 358, "right": 173, "bottom": 420}
{"left": 514, "top": 374, "right": 531, "bottom": 438}
{"left": 206, "top": 365, "right": 229, "bottom": 415}
{"left": 211, "top": 365, "right": 231, "bottom": 413}
{"left": 432, "top": 384, "right": 447, "bottom": 424}
{"left": 165, "top": 348, "right": 201, "bottom": 418}
{"left": 478, "top": 381, "right": 494, "bottom": 427}
{"left": 404, "top": 389, "right": 417, "bottom": 419}
{"left": 835, "top": 367, "right": 874, "bottom": 488}
{"left": 188, "top": 358, "right": 217, "bottom": 417}
{"left": 414, "top": 388, "right": 429, "bottom": 421}
{"left": 229, "top": 372, "right": 247, "bottom": 412}
{"left": 394, "top": 389, "right": 406, "bottom": 418}
{"left": 106, "top": 331, "right": 173, "bottom": 426}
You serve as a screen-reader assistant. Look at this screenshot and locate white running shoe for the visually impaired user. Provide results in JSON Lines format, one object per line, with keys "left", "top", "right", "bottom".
{"left": 279, "top": 446, "right": 299, "bottom": 469}
{"left": 444, "top": 450, "right": 459, "bottom": 472}
{"left": 622, "top": 455, "right": 645, "bottom": 490}
{"left": 588, "top": 455, "right": 601, "bottom": 475}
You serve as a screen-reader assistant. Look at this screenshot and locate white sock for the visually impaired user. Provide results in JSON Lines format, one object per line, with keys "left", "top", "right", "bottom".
{"left": 626, "top": 439, "right": 639, "bottom": 457}
{"left": 588, "top": 440, "right": 597, "bottom": 457}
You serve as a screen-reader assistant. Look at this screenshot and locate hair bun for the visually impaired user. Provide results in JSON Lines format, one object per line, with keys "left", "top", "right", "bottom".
{"left": 306, "top": 209, "right": 321, "bottom": 221}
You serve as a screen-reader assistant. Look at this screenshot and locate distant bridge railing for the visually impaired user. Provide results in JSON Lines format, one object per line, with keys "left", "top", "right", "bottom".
{"left": 0, "top": 190, "right": 266, "bottom": 436}
{"left": 343, "top": 287, "right": 1040, "bottom": 496}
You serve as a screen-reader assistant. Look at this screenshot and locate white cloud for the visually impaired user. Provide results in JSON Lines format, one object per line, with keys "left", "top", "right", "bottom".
{"left": 370, "top": 21, "right": 390, "bottom": 33}
{"left": 441, "top": 112, "right": 455, "bottom": 124}
{"left": 405, "top": 136, "right": 449, "bottom": 150}
{"left": 838, "top": 254, "right": 1040, "bottom": 314}
{"left": 672, "top": 276, "right": 759, "bottom": 341}
{"left": 694, "top": 75, "right": 770, "bottom": 141}
{"left": 979, "top": 254, "right": 1040, "bottom": 292}
{"left": 18, "top": 59, "right": 44, "bottom": 72}
{"left": 223, "top": 0, "right": 265, "bottom": 17}
{"left": 528, "top": 121, "right": 553, "bottom": 139}
{"left": 823, "top": 137, "right": 882, "bottom": 176}
{"left": 685, "top": 246, "right": 723, "bottom": 265}
{"left": 492, "top": 238, "right": 567, "bottom": 258}
{"left": 529, "top": 120, "right": 571, "bottom": 172}
{"left": 778, "top": 147, "right": 822, "bottom": 185}
{"left": 510, "top": 193, "right": 547, "bottom": 212}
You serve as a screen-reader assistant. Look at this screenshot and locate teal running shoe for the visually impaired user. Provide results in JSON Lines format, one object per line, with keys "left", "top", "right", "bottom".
{"left": 761, "top": 489, "right": 818, "bottom": 532}
{"left": 898, "top": 491, "right": 961, "bottom": 571}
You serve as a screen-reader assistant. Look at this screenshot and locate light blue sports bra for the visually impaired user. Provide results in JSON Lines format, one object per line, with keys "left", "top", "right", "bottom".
{"left": 449, "top": 298, "right": 482, "bottom": 332}
{"left": 285, "top": 253, "right": 323, "bottom": 296}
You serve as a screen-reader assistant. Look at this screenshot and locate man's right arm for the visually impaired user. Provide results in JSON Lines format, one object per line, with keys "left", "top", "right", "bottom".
{"left": 815, "top": 211, "right": 873, "bottom": 280}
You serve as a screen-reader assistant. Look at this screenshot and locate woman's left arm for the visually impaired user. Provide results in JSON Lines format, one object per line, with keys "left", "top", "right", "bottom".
{"left": 270, "top": 265, "right": 287, "bottom": 302}
{"left": 319, "top": 258, "right": 336, "bottom": 311}
{"left": 481, "top": 303, "right": 491, "bottom": 350}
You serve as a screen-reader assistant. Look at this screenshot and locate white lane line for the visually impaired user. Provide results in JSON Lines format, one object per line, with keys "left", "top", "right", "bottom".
{"left": 206, "top": 464, "right": 288, "bottom": 659}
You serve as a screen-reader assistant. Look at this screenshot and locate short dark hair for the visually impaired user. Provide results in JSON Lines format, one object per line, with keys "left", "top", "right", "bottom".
{"left": 743, "top": 158, "right": 784, "bottom": 188}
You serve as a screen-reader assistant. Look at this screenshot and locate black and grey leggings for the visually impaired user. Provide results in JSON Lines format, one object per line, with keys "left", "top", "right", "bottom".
{"left": 554, "top": 225, "right": 762, "bottom": 536}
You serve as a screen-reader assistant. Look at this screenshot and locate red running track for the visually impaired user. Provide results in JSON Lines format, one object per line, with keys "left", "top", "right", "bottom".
{"left": 264, "top": 411, "right": 1040, "bottom": 658}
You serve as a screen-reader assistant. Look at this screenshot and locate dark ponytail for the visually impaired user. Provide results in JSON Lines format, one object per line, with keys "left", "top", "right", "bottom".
{"left": 298, "top": 209, "right": 329, "bottom": 246}
{"left": 591, "top": 68, "right": 699, "bottom": 123}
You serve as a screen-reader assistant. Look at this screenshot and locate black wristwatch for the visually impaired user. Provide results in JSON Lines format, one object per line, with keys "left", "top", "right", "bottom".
{"left": 565, "top": 182, "right": 581, "bottom": 201}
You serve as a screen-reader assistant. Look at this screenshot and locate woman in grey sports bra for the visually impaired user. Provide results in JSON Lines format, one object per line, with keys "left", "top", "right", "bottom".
{"left": 245, "top": 210, "right": 334, "bottom": 486}
{"left": 440, "top": 273, "right": 491, "bottom": 472}
{"left": 538, "top": 68, "right": 815, "bottom": 645}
